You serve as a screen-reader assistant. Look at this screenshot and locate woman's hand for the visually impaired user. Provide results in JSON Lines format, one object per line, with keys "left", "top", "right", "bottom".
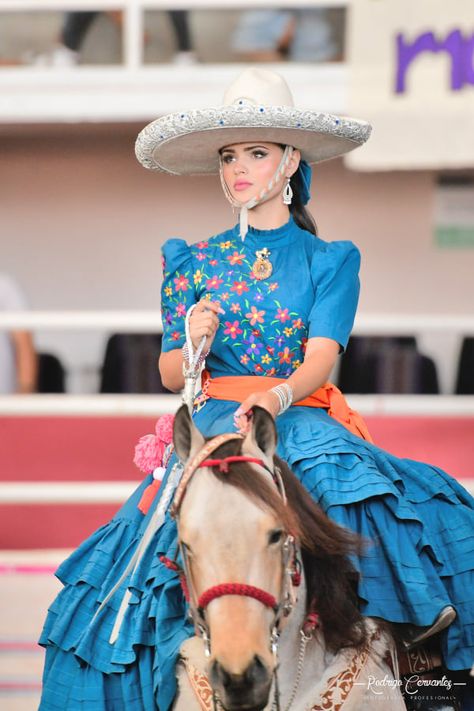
{"left": 189, "top": 299, "right": 224, "bottom": 351}
{"left": 234, "top": 390, "right": 280, "bottom": 422}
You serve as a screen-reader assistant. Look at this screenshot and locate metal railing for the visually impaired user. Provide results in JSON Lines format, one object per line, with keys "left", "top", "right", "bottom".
{"left": 1, "top": 0, "right": 349, "bottom": 72}
{"left": 0, "top": 309, "right": 473, "bottom": 407}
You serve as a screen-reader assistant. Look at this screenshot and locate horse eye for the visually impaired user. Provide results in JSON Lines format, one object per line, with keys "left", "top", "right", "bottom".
{"left": 268, "top": 529, "right": 283, "bottom": 545}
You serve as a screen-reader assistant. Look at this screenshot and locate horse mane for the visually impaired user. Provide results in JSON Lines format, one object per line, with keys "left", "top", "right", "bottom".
{"left": 208, "top": 439, "right": 368, "bottom": 652}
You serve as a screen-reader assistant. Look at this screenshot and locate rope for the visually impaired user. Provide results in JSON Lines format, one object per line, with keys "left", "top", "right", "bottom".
{"left": 198, "top": 583, "right": 277, "bottom": 611}
{"left": 182, "top": 304, "right": 208, "bottom": 412}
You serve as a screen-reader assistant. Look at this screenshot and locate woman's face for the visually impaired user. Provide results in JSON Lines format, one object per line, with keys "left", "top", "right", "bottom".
{"left": 220, "top": 142, "right": 292, "bottom": 204}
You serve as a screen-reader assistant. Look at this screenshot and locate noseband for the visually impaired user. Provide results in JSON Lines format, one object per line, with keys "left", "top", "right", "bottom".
{"left": 161, "top": 433, "right": 300, "bottom": 660}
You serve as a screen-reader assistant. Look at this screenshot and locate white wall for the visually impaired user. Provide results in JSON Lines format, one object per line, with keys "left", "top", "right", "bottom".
{"left": 2, "top": 123, "right": 473, "bottom": 391}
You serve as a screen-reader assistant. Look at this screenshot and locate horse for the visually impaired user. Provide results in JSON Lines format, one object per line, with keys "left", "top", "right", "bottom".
{"left": 168, "top": 404, "right": 406, "bottom": 711}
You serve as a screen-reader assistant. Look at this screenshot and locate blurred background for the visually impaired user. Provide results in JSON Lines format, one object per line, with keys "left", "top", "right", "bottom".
{"left": 0, "top": 1, "right": 473, "bottom": 708}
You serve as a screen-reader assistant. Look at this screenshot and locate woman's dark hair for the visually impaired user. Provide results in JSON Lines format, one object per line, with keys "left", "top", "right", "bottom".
{"left": 289, "top": 167, "right": 318, "bottom": 236}
{"left": 279, "top": 144, "right": 318, "bottom": 236}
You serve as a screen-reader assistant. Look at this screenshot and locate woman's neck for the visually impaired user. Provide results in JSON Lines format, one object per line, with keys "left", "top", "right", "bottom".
{"left": 247, "top": 199, "right": 291, "bottom": 231}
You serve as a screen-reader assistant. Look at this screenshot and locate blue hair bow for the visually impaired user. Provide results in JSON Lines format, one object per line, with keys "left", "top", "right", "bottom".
{"left": 297, "top": 160, "right": 312, "bottom": 205}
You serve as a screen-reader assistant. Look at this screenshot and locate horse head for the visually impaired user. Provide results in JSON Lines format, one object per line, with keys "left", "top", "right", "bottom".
{"left": 172, "top": 404, "right": 366, "bottom": 711}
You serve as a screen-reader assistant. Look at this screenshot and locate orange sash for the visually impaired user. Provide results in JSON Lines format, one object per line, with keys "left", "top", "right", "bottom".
{"left": 202, "top": 372, "right": 373, "bottom": 443}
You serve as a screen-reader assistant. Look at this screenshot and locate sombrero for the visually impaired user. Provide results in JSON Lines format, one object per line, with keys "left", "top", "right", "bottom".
{"left": 135, "top": 68, "right": 371, "bottom": 176}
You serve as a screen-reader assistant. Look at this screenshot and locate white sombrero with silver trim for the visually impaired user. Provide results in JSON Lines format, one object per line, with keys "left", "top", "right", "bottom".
{"left": 135, "top": 68, "right": 372, "bottom": 176}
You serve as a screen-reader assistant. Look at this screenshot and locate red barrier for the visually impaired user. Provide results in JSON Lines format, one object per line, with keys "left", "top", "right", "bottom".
{"left": 0, "top": 415, "right": 472, "bottom": 549}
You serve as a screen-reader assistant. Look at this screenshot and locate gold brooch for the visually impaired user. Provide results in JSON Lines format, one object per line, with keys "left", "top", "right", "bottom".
{"left": 252, "top": 248, "right": 272, "bottom": 281}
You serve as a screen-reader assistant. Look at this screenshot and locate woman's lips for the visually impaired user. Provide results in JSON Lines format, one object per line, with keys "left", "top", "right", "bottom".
{"left": 234, "top": 181, "right": 252, "bottom": 191}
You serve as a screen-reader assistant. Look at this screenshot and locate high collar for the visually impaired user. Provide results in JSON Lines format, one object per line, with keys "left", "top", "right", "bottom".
{"left": 233, "top": 215, "right": 297, "bottom": 248}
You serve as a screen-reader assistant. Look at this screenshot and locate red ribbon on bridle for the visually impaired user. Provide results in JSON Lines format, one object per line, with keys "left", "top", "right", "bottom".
{"left": 200, "top": 455, "right": 266, "bottom": 473}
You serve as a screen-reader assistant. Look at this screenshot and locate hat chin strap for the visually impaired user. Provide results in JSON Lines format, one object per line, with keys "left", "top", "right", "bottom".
{"left": 219, "top": 146, "right": 294, "bottom": 241}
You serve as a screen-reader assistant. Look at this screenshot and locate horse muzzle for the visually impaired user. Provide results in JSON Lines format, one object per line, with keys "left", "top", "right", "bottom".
{"left": 209, "top": 655, "right": 273, "bottom": 711}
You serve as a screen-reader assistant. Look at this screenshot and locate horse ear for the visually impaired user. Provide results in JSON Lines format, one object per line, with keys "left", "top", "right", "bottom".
{"left": 173, "top": 404, "right": 205, "bottom": 463}
{"left": 244, "top": 405, "right": 277, "bottom": 460}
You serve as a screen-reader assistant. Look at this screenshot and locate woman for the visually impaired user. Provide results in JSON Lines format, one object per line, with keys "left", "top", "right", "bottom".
{"left": 40, "top": 68, "right": 474, "bottom": 710}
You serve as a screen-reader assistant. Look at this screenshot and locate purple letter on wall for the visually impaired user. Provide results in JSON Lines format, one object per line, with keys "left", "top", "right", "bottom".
{"left": 396, "top": 29, "right": 474, "bottom": 93}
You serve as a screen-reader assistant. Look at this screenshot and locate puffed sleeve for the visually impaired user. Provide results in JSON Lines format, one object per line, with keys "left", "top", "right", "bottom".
{"left": 308, "top": 241, "right": 361, "bottom": 352}
{"left": 160, "top": 239, "right": 198, "bottom": 352}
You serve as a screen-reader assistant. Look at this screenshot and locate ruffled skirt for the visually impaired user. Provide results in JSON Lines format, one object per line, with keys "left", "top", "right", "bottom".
{"left": 39, "top": 399, "right": 474, "bottom": 710}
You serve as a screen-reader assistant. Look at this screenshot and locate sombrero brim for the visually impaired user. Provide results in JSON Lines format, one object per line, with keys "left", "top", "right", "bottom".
{"left": 135, "top": 104, "right": 372, "bottom": 175}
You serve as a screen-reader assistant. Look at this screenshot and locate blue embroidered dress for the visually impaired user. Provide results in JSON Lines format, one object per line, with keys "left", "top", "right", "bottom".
{"left": 40, "top": 217, "right": 474, "bottom": 711}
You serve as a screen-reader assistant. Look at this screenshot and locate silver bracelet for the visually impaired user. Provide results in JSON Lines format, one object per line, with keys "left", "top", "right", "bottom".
{"left": 270, "top": 383, "right": 294, "bottom": 415}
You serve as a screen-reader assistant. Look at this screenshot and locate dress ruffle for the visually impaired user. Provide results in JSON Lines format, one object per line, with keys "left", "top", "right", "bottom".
{"left": 194, "top": 399, "right": 474, "bottom": 671}
{"left": 40, "top": 400, "right": 474, "bottom": 710}
{"left": 40, "top": 471, "right": 193, "bottom": 711}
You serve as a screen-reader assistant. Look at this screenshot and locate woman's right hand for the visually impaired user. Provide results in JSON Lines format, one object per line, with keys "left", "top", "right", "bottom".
{"left": 188, "top": 299, "right": 225, "bottom": 352}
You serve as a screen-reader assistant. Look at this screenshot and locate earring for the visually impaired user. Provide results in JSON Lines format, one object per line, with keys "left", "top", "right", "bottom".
{"left": 282, "top": 177, "right": 293, "bottom": 205}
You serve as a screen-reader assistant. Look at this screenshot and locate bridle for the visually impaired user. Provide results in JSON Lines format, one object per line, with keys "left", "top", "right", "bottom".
{"left": 160, "top": 432, "right": 304, "bottom": 707}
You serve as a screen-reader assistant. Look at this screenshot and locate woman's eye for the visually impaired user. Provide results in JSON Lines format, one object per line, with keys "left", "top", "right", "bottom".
{"left": 268, "top": 529, "right": 283, "bottom": 545}
{"left": 221, "top": 154, "right": 234, "bottom": 163}
{"left": 253, "top": 150, "right": 267, "bottom": 159}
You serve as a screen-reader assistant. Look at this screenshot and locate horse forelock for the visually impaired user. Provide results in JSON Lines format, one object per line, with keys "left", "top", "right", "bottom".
{"left": 207, "top": 438, "right": 300, "bottom": 538}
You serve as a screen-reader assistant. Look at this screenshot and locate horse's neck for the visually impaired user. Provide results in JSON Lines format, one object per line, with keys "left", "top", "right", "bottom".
{"left": 276, "top": 567, "right": 332, "bottom": 705}
{"left": 275, "top": 569, "right": 404, "bottom": 711}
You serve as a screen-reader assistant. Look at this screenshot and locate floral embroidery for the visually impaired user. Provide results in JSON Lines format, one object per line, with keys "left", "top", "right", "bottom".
{"left": 276, "top": 307, "right": 290, "bottom": 323}
{"left": 206, "top": 276, "right": 224, "bottom": 290}
{"left": 231, "top": 280, "right": 249, "bottom": 295}
{"left": 246, "top": 306, "right": 265, "bottom": 326}
{"left": 224, "top": 321, "right": 243, "bottom": 339}
{"left": 245, "top": 335, "right": 263, "bottom": 356}
{"left": 174, "top": 275, "right": 189, "bottom": 292}
{"left": 278, "top": 347, "right": 293, "bottom": 364}
{"left": 161, "top": 231, "right": 312, "bottom": 374}
{"left": 227, "top": 252, "right": 245, "bottom": 266}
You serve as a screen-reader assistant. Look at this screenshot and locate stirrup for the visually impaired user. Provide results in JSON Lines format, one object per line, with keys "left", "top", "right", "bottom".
{"left": 400, "top": 606, "right": 456, "bottom": 650}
